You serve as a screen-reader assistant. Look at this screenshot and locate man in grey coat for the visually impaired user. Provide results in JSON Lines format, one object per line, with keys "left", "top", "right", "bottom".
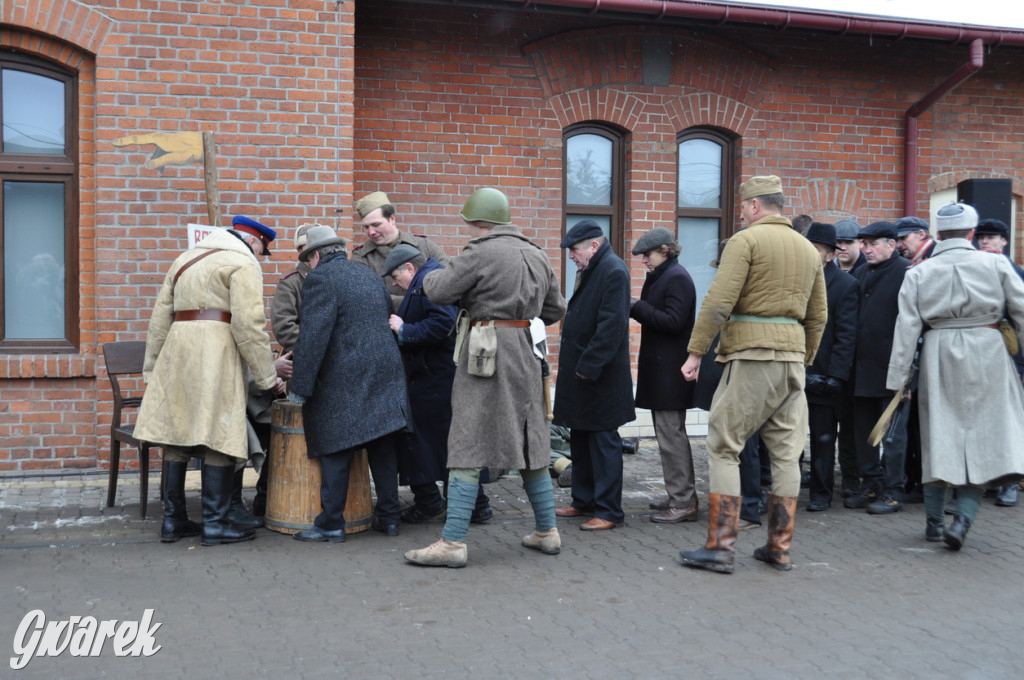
{"left": 404, "top": 187, "right": 567, "bottom": 567}
{"left": 887, "top": 203, "right": 1024, "bottom": 550}
{"left": 554, "top": 219, "right": 636, "bottom": 531}
{"left": 287, "top": 225, "right": 409, "bottom": 542}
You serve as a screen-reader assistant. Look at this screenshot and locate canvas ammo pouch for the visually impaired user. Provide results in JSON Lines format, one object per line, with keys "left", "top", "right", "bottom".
{"left": 452, "top": 309, "right": 471, "bottom": 365}
{"left": 467, "top": 320, "right": 498, "bottom": 377}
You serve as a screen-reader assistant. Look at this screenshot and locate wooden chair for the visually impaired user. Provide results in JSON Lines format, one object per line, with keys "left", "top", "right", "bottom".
{"left": 102, "top": 341, "right": 161, "bottom": 518}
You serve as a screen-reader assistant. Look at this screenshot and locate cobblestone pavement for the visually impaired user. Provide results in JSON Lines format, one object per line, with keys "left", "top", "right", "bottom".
{"left": 3, "top": 440, "right": 1023, "bottom": 679}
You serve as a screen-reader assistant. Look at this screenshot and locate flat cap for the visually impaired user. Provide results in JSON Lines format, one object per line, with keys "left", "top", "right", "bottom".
{"left": 739, "top": 175, "right": 783, "bottom": 201}
{"left": 382, "top": 244, "right": 421, "bottom": 276}
{"left": 976, "top": 217, "right": 1009, "bottom": 238}
{"left": 858, "top": 221, "right": 897, "bottom": 240}
{"left": 834, "top": 219, "right": 861, "bottom": 240}
{"left": 894, "top": 216, "right": 929, "bottom": 237}
{"left": 935, "top": 203, "right": 979, "bottom": 232}
{"left": 631, "top": 227, "right": 675, "bottom": 255}
{"left": 560, "top": 219, "right": 605, "bottom": 248}
{"left": 299, "top": 225, "right": 348, "bottom": 262}
{"left": 355, "top": 191, "right": 392, "bottom": 219}
{"left": 232, "top": 215, "right": 276, "bottom": 251}
{"left": 805, "top": 222, "right": 836, "bottom": 249}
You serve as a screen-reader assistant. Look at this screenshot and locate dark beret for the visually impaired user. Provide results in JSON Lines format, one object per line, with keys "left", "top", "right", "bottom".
{"left": 382, "top": 244, "right": 421, "bottom": 276}
{"left": 804, "top": 222, "right": 836, "bottom": 248}
{"left": 894, "top": 216, "right": 929, "bottom": 237}
{"left": 858, "top": 221, "right": 897, "bottom": 240}
{"left": 560, "top": 219, "right": 605, "bottom": 248}
{"left": 976, "top": 218, "right": 1009, "bottom": 238}
{"left": 631, "top": 227, "right": 675, "bottom": 255}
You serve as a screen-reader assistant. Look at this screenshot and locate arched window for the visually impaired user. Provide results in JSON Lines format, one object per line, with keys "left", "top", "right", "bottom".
{"left": 0, "top": 53, "right": 78, "bottom": 352}
{"left": 563, "top": 123, "right": 625, "bottom": 297}
{"left": 676, "top": 128, "right": 735, "bottom": 309}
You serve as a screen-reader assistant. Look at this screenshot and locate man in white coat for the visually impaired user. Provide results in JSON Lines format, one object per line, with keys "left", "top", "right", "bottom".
{"left": 887, "top": 202, "right": 1024, "bottom": 550}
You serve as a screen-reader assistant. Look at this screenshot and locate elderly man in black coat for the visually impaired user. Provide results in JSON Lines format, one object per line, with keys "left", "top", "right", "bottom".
{"left": 629, "top": 227, "right": 698, "bottom": 523}
{"left": 287, "top": 225, "right": 410, "bottom": 542}
{"left": 846, "top": 221, "right": 910, "bottom": 515}
{"left": 802, "top": 223, "right": 859, "bottom": 511}
{"left": 554, "top": 220, "right": 636, "bottom": 531}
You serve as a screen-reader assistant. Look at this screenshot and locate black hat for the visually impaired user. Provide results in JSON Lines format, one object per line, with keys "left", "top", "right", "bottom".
{"left": 560, "top": 219, "right": 604, "bottom": 248}
{"left": 976, "top": 218, "right": 1009, "bottom": 239}
{"left": 631, "top": 227, "right": 675, "bottom": 255}
{"left": 382, "top": 244, "right": 421, "bottom": 276}
{"left": 858, "top": 221, "right": 897, "bottom": 240}
{"left": 894, "top": 216, "right": 929, "bottom": 237}
{"left": 805, "top": 222, "right": 836, "bottom": 249}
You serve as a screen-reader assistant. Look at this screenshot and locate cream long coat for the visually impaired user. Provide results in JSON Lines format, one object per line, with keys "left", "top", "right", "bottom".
{"left": 423, "top": 225, "right": 566, "bottom": 471}
{"left": 886, "top": 239, "right": 1024, "bottom": 486}
{"left": 135, "top": 229, "right": 277, "bottom": 461}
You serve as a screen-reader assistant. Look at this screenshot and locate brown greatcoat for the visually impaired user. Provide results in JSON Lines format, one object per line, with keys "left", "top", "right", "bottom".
{"left": 270, "top": 260, "right": 310, "bottom": 354}
{"left": 135, "top": 228, "right": 277, "bottom": 462}
{"left": 422, "top": 225, "right": 566, "bottom": 471}
{"left": 351, "top": 229, "right": 450, "bottom": 308}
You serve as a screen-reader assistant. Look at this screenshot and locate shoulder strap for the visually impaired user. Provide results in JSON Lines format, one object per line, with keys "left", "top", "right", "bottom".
{"left": 173, "top": 249, "right": 222, "bottom": 287}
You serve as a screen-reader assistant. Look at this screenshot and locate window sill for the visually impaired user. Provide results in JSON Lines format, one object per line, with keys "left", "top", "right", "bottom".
{"left": 0, "top": 354, "right": 96, "bottom": 379}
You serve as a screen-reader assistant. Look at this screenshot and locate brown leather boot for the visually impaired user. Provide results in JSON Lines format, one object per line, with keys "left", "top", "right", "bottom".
{"left": 679, "top": 493, "right": 741, "bottom": 574}
{"left": 753, "top": 494, "right": 796, "bottom": 571}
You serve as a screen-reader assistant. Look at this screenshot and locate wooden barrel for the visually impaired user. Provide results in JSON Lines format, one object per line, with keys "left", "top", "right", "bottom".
{"left": 265, "top": 399, "right": 372, "bottom": 535}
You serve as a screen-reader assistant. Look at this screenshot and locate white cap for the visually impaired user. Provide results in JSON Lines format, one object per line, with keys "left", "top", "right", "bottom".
{"left": 935, "top": 203, "right": 979, "bottom": 232}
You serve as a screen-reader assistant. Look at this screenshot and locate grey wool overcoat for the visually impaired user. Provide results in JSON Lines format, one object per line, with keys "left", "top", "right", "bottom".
{"left": 289, "top": 252, "right": 411, "bottom": 458}
{"left": 423, "top": 225, "right": 566, "bottom": 471}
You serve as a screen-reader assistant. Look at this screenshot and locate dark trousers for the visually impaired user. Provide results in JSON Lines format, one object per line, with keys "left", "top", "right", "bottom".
{"left": 835, "top": 388, "right": 859, "bottom": 482}
{"left": 904, "top": 398, "right": 923, "bottom": 493}
{"left": 808, "top": 402, "right": 839, "bottom": 504}
{"left": 315, "top": 433, "right": 401, "bottom": 531}
{"left": 853, "top": 396, "right": 907, "bottom": 499}
{"left": 569, "top": 429, "right": 624, "bottom": 524}
{"left": 738, "top": 433, "right": 763, "bottom": 524}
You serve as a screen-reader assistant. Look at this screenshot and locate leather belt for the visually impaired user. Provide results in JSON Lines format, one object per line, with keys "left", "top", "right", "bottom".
{"left": 175, "top": 309, "right": 232, "bottom": 323}
{"left": 471, "top": 319, "right": 530, "bottom": 328}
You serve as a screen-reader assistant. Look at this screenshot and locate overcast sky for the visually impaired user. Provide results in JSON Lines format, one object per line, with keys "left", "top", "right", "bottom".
{"left": 737, "top": 0, "right": 1024, "bottom": 30}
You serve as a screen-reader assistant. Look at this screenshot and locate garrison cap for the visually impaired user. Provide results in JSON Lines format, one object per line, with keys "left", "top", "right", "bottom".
{"left": 356, "top": 191, "right": 392, "bottom": 219}
{"left": 631, "top": 227, "right": 675, "bottom": 255}
{"left": 560, "top": 219, "right": 604, "bottom": 248}
{"left": 382, "top": 244, "right": 421, "bottom": 276}
{"left": 894, "top": 216, "right": 929, "bottom": 237}
{"left": 935, "top": 203, "right": 979, "bottom": 232}
{"left": 739, "top": 175, "right": 783, "bottom": 201}
{"left": 858, "top": 221, "right": 897, "bottom": 240}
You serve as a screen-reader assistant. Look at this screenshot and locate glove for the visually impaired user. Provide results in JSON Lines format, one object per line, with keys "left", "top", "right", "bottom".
{"left": 821, "top": 376, "right": 844, "bottom": 398}
{"left": 286, "top": 391, "right": 306, "bottom": 405}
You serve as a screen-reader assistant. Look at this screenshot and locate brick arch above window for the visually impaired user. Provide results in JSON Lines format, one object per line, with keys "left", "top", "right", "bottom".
{"left": 793, "top": 179, "right": 866, "bottom": 219}
{"left": 523, "top": 25, "right": 777, "bottom": 104}
{"left": 664, "top": 93, "right": 756, "bottom": 138}
{"left": 0, "top": 2, "right": 112, "bottom": 56}
{"left": 548, "top": 89, "right": 645, "bottom": 131}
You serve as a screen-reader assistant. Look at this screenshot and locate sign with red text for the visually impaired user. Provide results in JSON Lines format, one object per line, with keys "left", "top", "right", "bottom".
{"left": 187, "top": 223, "right": 223, "bottom": 249}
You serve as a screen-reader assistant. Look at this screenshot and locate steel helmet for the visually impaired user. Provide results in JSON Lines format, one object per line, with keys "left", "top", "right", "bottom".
{"left": 460, "top": 187, "right": 511, "bottom": 225}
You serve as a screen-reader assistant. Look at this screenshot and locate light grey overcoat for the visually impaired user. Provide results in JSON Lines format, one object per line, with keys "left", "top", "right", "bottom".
{"left": 423, "top": 225, "right": 566, "bottom": 470}
{"left": 887, "top": 239, "right": 1024, "bottom": 486}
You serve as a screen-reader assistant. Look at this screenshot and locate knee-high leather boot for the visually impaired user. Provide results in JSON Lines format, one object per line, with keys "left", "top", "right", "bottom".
{"left": 680, "top": 493, "right": 741, "bottom": 574}
{"left": 201, "top": 464, "right": 256, "bottom": 546}
{"left": 161, "top": 460, "right": 201, "bottom": 542}
{"left": 753, "top": 494, "right": 797, "bottom": 571}
{"left": 228, "top": 466, "right": 264, "bottom": 529}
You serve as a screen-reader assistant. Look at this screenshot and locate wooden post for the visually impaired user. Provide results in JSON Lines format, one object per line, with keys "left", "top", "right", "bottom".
{"left": 202, "top": 131, "right": 220, "bottom": 227}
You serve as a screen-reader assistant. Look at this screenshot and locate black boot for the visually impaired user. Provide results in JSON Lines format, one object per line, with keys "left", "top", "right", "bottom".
{"left": 160, "top": 460, "right": 201, "bottom": 542}
{"left": 925, "top": 516, "right": 944, "bottom": 542}
{"left": 201, "top": 464, "right": 256, "bottom": 546}
{"left": 943, "top": 514, "right": 971, "bottom": 551}
{"left": 251, "top": 463, "right": 269, "bottom": 517}
{"left": 229, "top": 466, "right": 264, "bottom": 529}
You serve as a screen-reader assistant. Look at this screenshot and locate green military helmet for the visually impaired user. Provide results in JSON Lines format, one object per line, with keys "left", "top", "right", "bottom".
{"left": 460, "top": 187, "right": 511, "bottom": 225}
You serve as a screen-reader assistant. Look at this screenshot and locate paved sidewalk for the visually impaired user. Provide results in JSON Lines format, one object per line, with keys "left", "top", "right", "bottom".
{"left": 3, "top": 440, "right": 1023, "bottom": 679}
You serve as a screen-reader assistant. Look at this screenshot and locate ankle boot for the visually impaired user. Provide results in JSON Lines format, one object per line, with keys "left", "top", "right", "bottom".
{"left": 201, "top": 464, "right": 256, "bottom": 546}
{"left": 160, "top": 460, "right": 201, "bottom": 542}
{"left": 228, "top": 466, "right": 264, "bottom": 529}
{"left": 753, "top": 494, "right": 797, "bottom": 571}
{"left": 925, "top": 516, "right": 944, "bottom": 542}
{"left": 943, "top": 514, "right": 972, "bottom": 551}
{"left": 680, "top": 493, "right": 741, "bottom": 574}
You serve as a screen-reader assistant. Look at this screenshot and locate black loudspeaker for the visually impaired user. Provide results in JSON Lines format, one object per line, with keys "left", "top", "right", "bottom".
{"left": 957, "top": 179, "right": 1012, "bottom": 225}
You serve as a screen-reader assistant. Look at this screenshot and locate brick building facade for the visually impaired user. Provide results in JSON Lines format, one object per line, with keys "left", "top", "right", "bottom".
{"left": 2, "top": 0, "right": 1023, "bottom": 472}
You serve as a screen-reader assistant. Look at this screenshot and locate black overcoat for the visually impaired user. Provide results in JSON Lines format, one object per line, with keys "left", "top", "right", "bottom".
{"left": 553, "top": 242, "right": 636, "bottom": 430}
{"left": 807, "top": 260, "right": 859, "bottom": 405}
{"left": 851, "top": 253, "right": 910, "bottom": 397}
{"left": 395, "top": 258, "right": 457, "bottom": 484}
{"left": 289, "top": 252, "right": 410, "bottom": 458}
{"left": 630, "top": 257, "right": 697, "bottom": 411}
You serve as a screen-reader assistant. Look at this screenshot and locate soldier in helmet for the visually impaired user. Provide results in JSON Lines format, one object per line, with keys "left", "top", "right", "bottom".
{"left": 352, "top": 191, "right": 450, "bottom": 309}
{"left": 404, "top": 187, "right": 567, "bottom": 567}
